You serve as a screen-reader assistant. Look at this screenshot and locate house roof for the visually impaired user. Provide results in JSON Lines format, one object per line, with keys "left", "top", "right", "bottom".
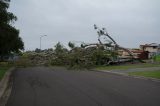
{"left": 140, "top": 43, "right": 160, "bottom": 48}
{"left": 132, "top": 50, "right": 145, "bottom": 53}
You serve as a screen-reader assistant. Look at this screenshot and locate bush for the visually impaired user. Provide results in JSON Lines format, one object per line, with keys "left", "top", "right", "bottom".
{"left": 14, "top": 55, "right": 33, "bottom": 67}
{"left": 0, "top": 62, "right": 9, "bottom": 67}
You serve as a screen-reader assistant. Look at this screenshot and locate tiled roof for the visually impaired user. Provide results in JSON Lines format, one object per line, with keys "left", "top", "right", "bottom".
{"left": 140, "top": 43, "right": 160, "bottom": 47}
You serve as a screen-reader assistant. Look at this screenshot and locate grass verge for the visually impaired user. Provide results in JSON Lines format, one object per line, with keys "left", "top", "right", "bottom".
{"left": 128, "top": 70, "right": 160, "bottom": 79}
{"left": 96, "top": 63, "right": 160, "bottom": 70}
{"left": 0, "top": 67, "right": 10, "bottom": 80}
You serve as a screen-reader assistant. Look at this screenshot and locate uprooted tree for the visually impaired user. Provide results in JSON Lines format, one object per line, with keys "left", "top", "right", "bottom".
{"left": 51, "top": 25, "right": 130, "bottom": 68}
{"left": 21, "top": 25, "right": 135, "bottom": 68}
{"left": 79, "top": 25, "right": 134, "bottom": 64}
{"left": 93, "top": 24, "right": 134, "bottom": 60}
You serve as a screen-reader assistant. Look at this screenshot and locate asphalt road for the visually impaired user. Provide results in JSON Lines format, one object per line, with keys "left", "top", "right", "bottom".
{"left": 6, "top": 67, "right": 160, "bottom": 106}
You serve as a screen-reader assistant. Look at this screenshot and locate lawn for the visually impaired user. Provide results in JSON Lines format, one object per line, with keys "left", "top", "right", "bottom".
{"left": 96, "top": 63, "right": 160, "bottom": 70}
{"left": 0, "top": 67, "right": 9, "bottom": 80}
{"left": 154, "top": 55, "right": 160, "bottom": 62}
{"left": 128, "top": 70, "right": 160, "bottom": 79}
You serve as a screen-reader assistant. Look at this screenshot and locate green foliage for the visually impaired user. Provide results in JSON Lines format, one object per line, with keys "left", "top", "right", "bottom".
{"left": 68, "top": 42, "right": 75, "bottom": 49}
{"left": 67, "top": 47, "right": 94, "bottom": 69}
{"left": 50, "top": 42, "right": 117, "bottom": 69}
{"left": 17, "top": 41, "right": 118, "bottom": 69}
{"left": 91, "top": 48, "right": 111, "bottom": 65}
{"left": 35, "top": 48, "right": 41, "bottom": 53}
{"left": 54, "top": 42, "right": 64, "bottom": 53}
{"left": 51, "top": 42, "right": 69, "bottom": 66}
{"left": 0, "top": 0, "right": 24, "bottom": 61}
{"left": 0, "top": 0, "right": 17, "bottom": 24}
{"left": 14, "top": 53, "right": 33, "bottom": 67}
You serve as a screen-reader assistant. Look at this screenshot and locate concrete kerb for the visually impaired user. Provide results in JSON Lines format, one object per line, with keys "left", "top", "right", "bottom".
{"left": 92, "top": 69, "right": 160, "bottom": 83}
{"left": 0, "top": 67, "right": 15, "bottom": 104}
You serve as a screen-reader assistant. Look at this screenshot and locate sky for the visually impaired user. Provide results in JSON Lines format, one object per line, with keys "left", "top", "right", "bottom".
{"left": 9, "top": 0, "right": 160, "bottom": 50}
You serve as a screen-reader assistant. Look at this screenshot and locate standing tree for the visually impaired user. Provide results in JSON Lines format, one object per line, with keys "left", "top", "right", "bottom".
{"left": 0, "top": 0, "right": 24, "bottom": 61}
{"left": 51, "top": 42, "right": 68, "bottom": 65}
{"left": 68, "top": 42, "right": 75, "bottom": 49}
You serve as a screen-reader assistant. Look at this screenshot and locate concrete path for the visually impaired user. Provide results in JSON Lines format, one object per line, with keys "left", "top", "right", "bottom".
{"left": 6, "top": 67, "right": 160, "bottom": 106}
{"left": 100, "top": 67, "right": 160, "bottom": 74}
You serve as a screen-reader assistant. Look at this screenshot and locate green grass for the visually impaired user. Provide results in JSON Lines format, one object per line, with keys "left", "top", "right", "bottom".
{"left": 154, "top": 55, "right": 160, "bottom": 62}
{"left": 0, "top": 67, "right": 10, "bottom": 80}
{"left": 96, "top": 63, "right": 160, "bottom": 70}
{"left": 128, "top": 70, "right": 160, "bottom": 79}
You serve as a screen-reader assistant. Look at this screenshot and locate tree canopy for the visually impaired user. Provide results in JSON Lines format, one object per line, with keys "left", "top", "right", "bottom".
{"left": 0, "top": 0, "right": 24, "bottom": 60}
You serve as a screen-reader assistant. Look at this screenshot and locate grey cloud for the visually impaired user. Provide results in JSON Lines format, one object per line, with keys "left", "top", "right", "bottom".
{"left": 9, "top": 0, "right": 160, "bottom": 50}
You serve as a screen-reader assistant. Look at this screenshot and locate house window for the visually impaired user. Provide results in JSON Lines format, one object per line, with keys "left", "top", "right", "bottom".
{"left": 153, "top": 46, "right": 157, "bottom": 49}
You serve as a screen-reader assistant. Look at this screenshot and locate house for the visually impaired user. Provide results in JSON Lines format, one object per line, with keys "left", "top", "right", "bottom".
{"left": 131, "top": 49, "right": 148, "bottom": 59}
{"left": 118, "top": 49, "right": 148, "bottom": 60}
{"left": 140, "top": 43, "right": 160, "bottom": 58}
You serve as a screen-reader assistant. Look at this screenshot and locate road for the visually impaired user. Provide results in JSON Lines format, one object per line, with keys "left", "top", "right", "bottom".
{"left": 6, "top": 67, "right": 160, "bottom": 106}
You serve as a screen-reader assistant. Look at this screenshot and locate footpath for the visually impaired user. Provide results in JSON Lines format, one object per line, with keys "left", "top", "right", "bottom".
{"left": 96, "top": 67, "right": 160, "bottom": 82}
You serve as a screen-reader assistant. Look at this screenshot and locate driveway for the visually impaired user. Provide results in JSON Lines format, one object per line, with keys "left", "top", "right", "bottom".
{"left": 6, "top": 67, "right": 160, "bottom": 106}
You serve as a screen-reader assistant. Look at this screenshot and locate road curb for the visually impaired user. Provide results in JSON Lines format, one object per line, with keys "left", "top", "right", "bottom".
{"left": 0, "top": 67, "right": 15, "bottom": 105}
{"left": 92, "top": 69, "right": 160, "bottom": 83}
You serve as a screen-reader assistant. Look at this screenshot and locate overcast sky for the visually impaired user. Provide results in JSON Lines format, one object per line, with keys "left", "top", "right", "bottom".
{"left": 9, "top": 0, "right": 160, "bottom": 50}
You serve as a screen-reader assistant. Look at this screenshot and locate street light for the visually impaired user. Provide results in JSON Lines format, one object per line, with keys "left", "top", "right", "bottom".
{"left": 40, "top": 35, "right": 47, "bottom": 50}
